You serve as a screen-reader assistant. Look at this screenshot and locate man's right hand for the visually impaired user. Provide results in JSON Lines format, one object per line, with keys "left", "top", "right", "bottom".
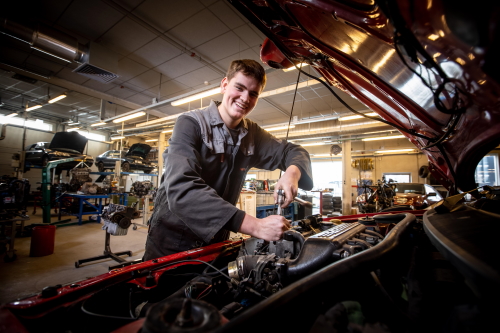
{"left": 239, "top": 213, "right": 290, "bottom": 241}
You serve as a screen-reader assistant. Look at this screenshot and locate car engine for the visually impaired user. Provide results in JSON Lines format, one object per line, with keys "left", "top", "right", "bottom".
{"left": 2, "top": 206, "right": 497, "bottom": 333}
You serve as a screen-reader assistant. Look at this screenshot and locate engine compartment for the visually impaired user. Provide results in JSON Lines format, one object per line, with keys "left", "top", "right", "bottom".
{"left": 3, "top": 210, "right": 496, "bottom": 333}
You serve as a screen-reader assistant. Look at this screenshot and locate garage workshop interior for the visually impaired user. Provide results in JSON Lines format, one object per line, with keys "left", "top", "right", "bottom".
{"left": 0, "top": 1, "right": 499, "bottom": 332}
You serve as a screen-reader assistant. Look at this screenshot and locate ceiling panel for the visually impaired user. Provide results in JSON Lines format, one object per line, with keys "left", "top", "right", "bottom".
{"left": 34, "top": 0, "right": 72, "bottom": 25}
{"left": 56, "top": 0, "right": 123, "bottom": 41}
{"left": 126, "top": 69, "right": 162, "bottom": 91}
{"left": 149, "top": 79, "right": 190, "bottom": 100}
{"left": 117, "top": 57, "right": 149, "bottom": 82}
{"left": 127, "top": 93, "right": 155, "bottom": 106}
{"left": 56, "top": 68, "right": 90, "bottom": 85}
{"left": 194, "top": 32, "right": 243, "bottom": 63}
{"left": 106, "top": 85, "right": 139, "bottom": 99}
{"left": 156, "top": 54, "right": 205, "bottom": 80}
{"left": 167, "top": 9, "right": 229, "bottom": 49}
{"left": 134, "top": 0, "right": 205, "bottom": 33}
{"left": 128, "top": 37, "right": 182, "bottom": 68}
{"left": 233, "top": 24, "right": 265, "bottom": 49}
{"left": 100, "top": 17, "right": 157, "bottom": 56}
{"left": 174, "top": 67, "right": 222, "bottom": 87}
{"left": 25, "top": 55, "right": 67, "bottom": 74}
{"left": 82, "top": 78, "right": 117, "bottom": 92}
{"left": 208, "top": 1, "right": 246, "bottom": 29}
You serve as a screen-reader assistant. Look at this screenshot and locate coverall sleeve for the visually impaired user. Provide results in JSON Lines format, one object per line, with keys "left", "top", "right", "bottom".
{"left": 163, "top": 116, "right": 242, "bottom": 243}
{"left": 251, "top": 124, "right": 314, "bottom": 191}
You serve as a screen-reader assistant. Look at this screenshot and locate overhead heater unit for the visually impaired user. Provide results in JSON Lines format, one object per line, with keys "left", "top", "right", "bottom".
{"left": 73, "top": 42, "right": 119, "bottom": 83}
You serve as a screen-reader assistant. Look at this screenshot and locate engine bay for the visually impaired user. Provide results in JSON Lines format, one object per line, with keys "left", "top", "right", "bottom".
{"left": 3, "top": 208, "right": 497, "bottom": 333}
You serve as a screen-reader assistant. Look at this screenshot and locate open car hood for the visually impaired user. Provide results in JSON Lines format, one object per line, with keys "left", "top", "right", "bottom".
{"left": 125, "top": 143, "right": 152, "bottom": 159}
{"left": 48, "top": 131, "right": 88, "bottom": 154}
{"left": 229, "top": 0, "right": 500, "bottom": 194}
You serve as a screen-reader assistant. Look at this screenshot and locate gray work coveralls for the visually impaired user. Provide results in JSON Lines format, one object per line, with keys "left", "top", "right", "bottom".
{"left": 144, "top": 101, "right": 313, "bottom": 260}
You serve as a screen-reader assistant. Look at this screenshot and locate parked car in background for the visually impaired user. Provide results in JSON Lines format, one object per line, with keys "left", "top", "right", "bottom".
{"left": 24, "top": 132, "right": 94, "bottom": 171}
{"left": 96, "top": 143, "right": 156, "bottom": 173}
{"left": 393, "top": 183, "right": 443, "bottom": 209}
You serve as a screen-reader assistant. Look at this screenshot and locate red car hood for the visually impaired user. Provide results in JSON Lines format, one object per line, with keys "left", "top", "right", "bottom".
{"left": 230, "top": 0, "right": 500, "bottom": 194}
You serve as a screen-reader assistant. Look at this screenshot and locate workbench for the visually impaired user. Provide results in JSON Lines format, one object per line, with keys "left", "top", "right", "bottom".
{"left": 0, "top": 216, "right": 30, "bottom": 262}
{"left": 58, "top": 193, "right": 109, "bottom": 225}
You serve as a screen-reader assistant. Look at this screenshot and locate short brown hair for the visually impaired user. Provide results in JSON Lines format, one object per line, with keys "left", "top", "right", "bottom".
{"left": 226, "top": 59, "right": 267, "bottom": 91}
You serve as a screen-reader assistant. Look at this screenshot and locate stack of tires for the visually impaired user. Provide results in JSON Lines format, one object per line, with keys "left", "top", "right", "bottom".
{"left": 322, "top": 193, "right": 334, "bottom": 214}
{"left": 332, "top": 196, "right": 342, "bottom": 213}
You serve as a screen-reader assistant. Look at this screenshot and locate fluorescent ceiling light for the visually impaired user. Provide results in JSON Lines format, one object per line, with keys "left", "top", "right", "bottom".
{"left": 161, "top": 129, "right": 173, "bottom": 133}
{"left": 112, "top": 111, "right": 146, "bottom": 123}
{"left": 91, "top": 122, "right": 106, "bottom": 127}
{"left": 48, "top": 94, "right": 67, "bottom": 103}
{"left": 362, "top": 135, "right": 405, "bottom": 141}
{"left": 283, "top": 63, "right": 309, "bottom": 72}
{"left": 26, "top": 105, "right": 43, "bottom": 111}
{"left": 145, "top": 139, "right": 158, "bottom": 142}
{"left": 375, "top": 149, "right": 415, "bottom": 153}
{"left": 5, "top": 113, "right": 18, "bottom": 118}
{"left": 171, "top": 88, "right": 220, "bottom": 106}
{"left": 111, "top": 136, "right": 125, "bottom": 140}
{"left": 265, "top": 125, "right": 295, "bottom": 131}
{"left": 67, "top": 127, "right": 80, "bottom": 131}
{"left": 301, "top": 142, "right": 328, "bottom": 147}
{"left": 339, "top": 112, "right": 378, "bottom": 121}
{"left": 260, "top": 78, "right": 320, "bottom": 98}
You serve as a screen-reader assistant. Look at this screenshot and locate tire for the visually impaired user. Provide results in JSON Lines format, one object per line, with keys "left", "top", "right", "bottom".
{"left": 419, "top": 165, "right": 430, "bottom": 178}
{"left": 121, "top": 162, "right": 130, "bottom": 172}
{"left": 42, "top": 156, "right": 49, "bottom": 167}
{"left": 97, "top": 162, "right": 105, "bottom": 172}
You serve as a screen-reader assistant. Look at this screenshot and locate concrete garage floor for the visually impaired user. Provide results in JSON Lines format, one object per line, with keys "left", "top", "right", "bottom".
{"left": 0, "top": 209, "right": 148, "bottom": 305}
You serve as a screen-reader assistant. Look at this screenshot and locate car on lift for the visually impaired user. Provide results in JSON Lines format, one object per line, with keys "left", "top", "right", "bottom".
{"left": 393, "top": 183, "right": 443, "bottom": 209}
{"left": 23, "top": 132, "right": 94, "bottom": 171}
{"left": 2, "top": 1, "right": 499, "bottom": 333}
{"left": 95, "top": 143, "right": 156, "bottom": 173}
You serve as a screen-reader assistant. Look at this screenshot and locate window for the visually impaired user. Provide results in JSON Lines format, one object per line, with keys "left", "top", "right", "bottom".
{"left": 383, "top": 172, "right": 411, "bottom": 183}
{"left": 0, "top": 116, "right": 53, "bottom": 131}
{"left": 475, "top": 154, "right": 499, "bottom": 186}
{"left": 311, "top": 161, "right": 343, "bottom": 195}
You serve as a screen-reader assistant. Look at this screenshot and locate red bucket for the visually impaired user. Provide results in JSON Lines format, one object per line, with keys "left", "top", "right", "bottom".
{"left": 30, "top": 225, "right": 56, "bottom": 257}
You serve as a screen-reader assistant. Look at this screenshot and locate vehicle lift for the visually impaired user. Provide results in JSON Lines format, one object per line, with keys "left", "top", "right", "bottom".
{"left": 41, "top": 157, "right": 82, "bottom": 225}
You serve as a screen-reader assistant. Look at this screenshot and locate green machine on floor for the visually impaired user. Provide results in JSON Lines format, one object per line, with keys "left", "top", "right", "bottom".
{"left": 41, "top": 157, "right": 82, "bottom": 225}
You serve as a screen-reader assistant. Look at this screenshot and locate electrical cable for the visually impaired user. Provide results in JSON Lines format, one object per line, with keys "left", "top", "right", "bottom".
{"left": 196, "top": 285, "right": 213, "bottom": 299}
{"left": 128, "top": 289, "right": 137, "bottom": 319}
{"left": 293, "top": 63, "right": 432, "bottom": 141}
{"left": 274, "top": 63, "right": 302, "bottom": 212}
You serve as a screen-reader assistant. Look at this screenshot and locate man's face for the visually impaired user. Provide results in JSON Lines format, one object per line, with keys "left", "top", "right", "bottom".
{"left": 219, "top": 71, "right": 262, "bottom": 128}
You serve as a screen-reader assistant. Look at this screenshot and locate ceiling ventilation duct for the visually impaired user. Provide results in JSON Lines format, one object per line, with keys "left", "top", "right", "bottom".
{"left": 72, "top": 42, "right": 119, "bottom": 83}
{"left": 1, "top": 18, "right": 119, "bottom": 83}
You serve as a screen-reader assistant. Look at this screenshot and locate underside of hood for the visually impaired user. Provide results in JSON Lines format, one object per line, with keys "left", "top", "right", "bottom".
{"left": 125, "top": 143, "right": 151, "bottom": 159}
{"left": 49, "top": 132, "right": 88, "bottom": 154}
{"left": 229, "top": 0, "right": 500, "bottom": 194}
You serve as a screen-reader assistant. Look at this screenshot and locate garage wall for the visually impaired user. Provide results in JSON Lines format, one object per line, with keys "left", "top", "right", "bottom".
{"left": 0, "top": 125, "right": 54, "bottom": 182}
{"left": 0, "top": 125, "right": 110, "bottom": 188}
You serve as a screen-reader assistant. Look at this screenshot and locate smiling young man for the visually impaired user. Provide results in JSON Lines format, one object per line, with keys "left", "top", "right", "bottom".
{"left": 143, "top": 59, "right": 313, "bottom": 260}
